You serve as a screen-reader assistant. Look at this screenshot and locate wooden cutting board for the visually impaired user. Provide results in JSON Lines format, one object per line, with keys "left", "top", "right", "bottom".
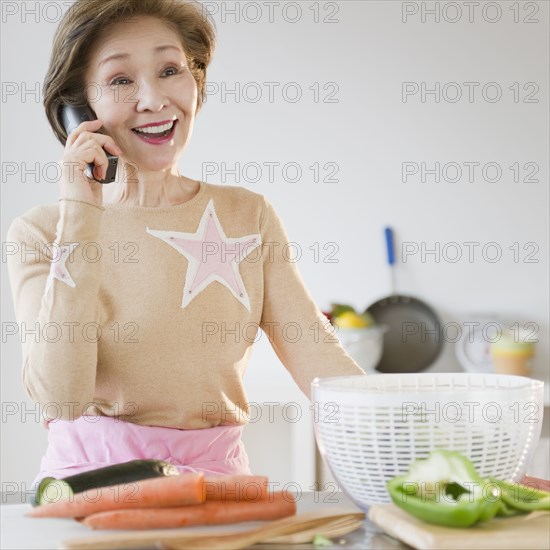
{"left": 368, "top": 504, "right": 550, "bottom": 550}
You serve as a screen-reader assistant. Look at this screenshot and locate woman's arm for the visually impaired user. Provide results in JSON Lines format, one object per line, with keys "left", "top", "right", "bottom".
{"left": 6, "top": 199, "right": 105, "bottom": 421}
{"left": 259, "top": 197, "right": 366, "bottom": 400}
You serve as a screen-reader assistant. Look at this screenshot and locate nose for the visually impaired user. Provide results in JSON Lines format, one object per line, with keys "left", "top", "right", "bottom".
{"left": 134, "top": 78, "right": 170, "bottom": 113}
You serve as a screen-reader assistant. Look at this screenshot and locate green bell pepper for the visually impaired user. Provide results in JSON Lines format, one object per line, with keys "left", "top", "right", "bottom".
{"left": 387, "top": 450, "right": 501, "bottom": 528}
{"left": 489, "top": 477, "right": 550, "bottom": 513}
{"left": 387, "top": 451, "right": 550, "bottom": 528}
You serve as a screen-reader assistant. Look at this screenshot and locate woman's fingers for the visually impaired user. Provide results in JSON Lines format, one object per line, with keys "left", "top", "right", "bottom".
{"left": 67, "top": 119, "right": 123, "bottom": 160}
{"left": 67, "top": 142, "right": 108, "bottom": 182}
{"left": 70, "top": 127, "right": 123, "bottom": 156}
{"left": 65, "top": 118, "right": 103, "bottom": 147}
{"left": 59, "top": 118, "right": 119, "bottom": 204}
{"left": 104, "top": 140, "right": 123, "bottom": 156}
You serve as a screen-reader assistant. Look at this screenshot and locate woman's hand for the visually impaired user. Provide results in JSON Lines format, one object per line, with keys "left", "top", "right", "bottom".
{"left": 59, "top": 119, "right": 122, "bottom": 207}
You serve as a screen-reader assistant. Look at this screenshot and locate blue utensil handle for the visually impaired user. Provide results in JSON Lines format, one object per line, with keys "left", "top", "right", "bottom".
{"left": 384, "top": 227, "right": 395, "bottom": 266}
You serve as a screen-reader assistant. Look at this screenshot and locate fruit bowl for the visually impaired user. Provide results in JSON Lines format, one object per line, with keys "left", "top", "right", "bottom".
{"left": 323, "top": 304, "right": 385, "bottom": 373}
{"left": 311, "top": 373, "right": 544, "bottom": 511}
{"left": 336, "top": 326, "right": 387, "bottom": 373}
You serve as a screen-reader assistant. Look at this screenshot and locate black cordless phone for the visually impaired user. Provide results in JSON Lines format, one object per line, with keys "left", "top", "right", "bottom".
{"left": 60, "top": 104, "right": 119, "bottom": 184}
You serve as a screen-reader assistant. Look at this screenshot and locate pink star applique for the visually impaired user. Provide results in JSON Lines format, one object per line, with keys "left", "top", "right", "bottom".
{"left": 146, "top": 199, "right": 262, "bottom": 311}
{"left": 45, "top": 243, "right": 79, "bottom": 295}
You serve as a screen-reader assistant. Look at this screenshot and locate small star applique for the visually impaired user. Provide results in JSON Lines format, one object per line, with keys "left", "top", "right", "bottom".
{"left": 146, "top": 199, "right": 261, "bottom": 311}
{"left": 45, "top": 243, "right": 79, "bottom": 295}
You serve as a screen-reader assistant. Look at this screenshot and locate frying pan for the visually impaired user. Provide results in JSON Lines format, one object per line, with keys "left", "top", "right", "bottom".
{"left": 366, "top": 227, "right": 444, "bottom": 373}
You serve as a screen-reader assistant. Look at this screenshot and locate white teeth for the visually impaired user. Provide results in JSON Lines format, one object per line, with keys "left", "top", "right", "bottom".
{"left": 134, "top": 121, "right": 175, "bottom": 134}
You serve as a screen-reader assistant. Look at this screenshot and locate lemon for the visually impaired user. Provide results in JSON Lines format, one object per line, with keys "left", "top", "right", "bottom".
{"left": 334, "top": 311, "right": 371, "bottom": 329}
{"left": 330, "top": 303, "right": 356, "bottom": 318}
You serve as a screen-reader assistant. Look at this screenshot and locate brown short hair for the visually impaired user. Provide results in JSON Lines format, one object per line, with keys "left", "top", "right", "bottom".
{"left": 43, "top": 0, "right": 217, "bottom": 146}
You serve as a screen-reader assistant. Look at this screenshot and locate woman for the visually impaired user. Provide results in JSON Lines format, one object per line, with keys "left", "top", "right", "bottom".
{"left": 6, "top": 0, "right": 365, "bottom": 487}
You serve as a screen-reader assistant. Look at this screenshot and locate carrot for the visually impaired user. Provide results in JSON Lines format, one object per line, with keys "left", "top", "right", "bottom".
{"left": 203, "top": 475, "right": 270, "bottom": 502}
{"left": 83, "top": 491, "right": 296, "bottom": 530}
{"left": 521, "top": 475, "right": 550, "bottom": 493}
{"left": 25, "top": 472, "right": 205, "bottom": 518}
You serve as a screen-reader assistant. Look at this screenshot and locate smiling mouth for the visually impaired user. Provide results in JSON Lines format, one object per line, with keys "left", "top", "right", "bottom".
{"left": 132, "top": 120, "right": 177, "bottom": 138}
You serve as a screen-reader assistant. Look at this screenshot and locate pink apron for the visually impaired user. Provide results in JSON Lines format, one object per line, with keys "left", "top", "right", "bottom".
{"left": 32, "top": 415, "right": 252, "bottom": 487}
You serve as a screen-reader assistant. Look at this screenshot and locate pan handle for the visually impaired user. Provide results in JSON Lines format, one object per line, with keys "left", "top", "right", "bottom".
{"left": 384, "top": 227, "right": 395, "bottom": 266}
{"left": 385, "top": 227, "right": 396, "bottom": 295}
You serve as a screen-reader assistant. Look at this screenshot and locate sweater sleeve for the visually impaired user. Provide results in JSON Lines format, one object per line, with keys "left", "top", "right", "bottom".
{"left": 5, "top": 199, "right": 105, "bottom": 420}
{"left": 258, "top": 197, "right": 366, "bottom": 400}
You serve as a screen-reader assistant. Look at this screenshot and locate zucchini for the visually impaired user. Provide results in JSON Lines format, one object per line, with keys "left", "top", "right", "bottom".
{"left": 33, "top": 459, "right": 179, "bottom": 507}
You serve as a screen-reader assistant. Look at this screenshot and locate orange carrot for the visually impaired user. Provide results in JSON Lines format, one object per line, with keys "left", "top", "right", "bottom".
{"left": 82, "top": 491, "right": 296, "bottom": 530}
{"left": 521, "top": 475, "right": 550, "bottom": 493}
{"left": 25, "top": 472, "right": 205, "bottom": 518}
{"left": 203, "top": 475, "right": 270, "bottom": 502}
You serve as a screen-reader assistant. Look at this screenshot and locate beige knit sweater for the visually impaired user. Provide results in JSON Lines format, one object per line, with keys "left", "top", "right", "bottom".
{"left": 6, "top": 181, "right": 365, "bottom": 429}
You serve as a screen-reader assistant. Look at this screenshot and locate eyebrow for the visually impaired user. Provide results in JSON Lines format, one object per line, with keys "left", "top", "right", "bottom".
{"left": 99, "top": 45, "right": 184, "bottom": 67}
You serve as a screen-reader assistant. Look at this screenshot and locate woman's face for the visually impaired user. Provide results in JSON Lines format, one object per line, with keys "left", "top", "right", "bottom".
{"left": 84, "top": 16, "right": 198, "bottom": 173}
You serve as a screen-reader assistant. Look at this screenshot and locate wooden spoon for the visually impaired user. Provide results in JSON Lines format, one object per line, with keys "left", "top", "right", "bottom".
{"left": 159, "top": 515, "right": 366, "bottom": 549}
{"left": 60, "top": 510, "right": 365, "bottom": 550}
{"left": 263, "top": 516, "right": 365, "bottom": 544}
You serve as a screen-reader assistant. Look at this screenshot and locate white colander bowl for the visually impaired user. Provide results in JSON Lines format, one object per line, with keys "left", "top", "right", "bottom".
{"left": 312, "top": 373, "right": 544, "bottom": 511}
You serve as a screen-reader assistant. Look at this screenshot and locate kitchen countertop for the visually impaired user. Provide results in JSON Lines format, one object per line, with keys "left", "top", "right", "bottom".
{"left": 3, "top": 477, "right": 548, "bottom": 549}
{"left": 1, "top": 491, "right": 406, "bottom": 550}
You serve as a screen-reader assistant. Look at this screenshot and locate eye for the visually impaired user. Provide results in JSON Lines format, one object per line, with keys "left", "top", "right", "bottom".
{"left": 109, "top": 66, "right": 183, "bottom": 86}
{"left": 110, "top": 76, "right": 132, "bottom": 86}
{"left": 162, "top": 65, "right": 183, "bottom": 77}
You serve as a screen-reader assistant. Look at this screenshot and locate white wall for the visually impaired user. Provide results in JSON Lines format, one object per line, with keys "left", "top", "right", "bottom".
{"left": 1, "top": 1, "right": 548, "bottom": 488}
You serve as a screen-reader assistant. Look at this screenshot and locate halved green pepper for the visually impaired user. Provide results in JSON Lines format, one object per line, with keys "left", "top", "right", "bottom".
{"left": 387, "top": 450, "right": 550, "bottom": 528}
{"left": 387, "top": 450, "right": 501, "bottom": 528}
{"left": 489, "top": 477, "right": 550, "bottom": 513}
